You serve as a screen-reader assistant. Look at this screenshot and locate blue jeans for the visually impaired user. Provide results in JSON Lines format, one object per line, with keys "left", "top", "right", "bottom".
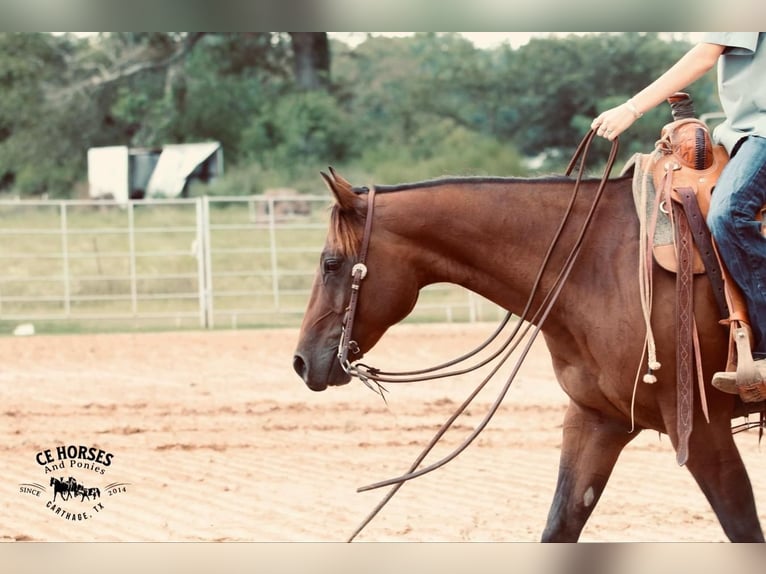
{"left": 707, "top": 135, "right": 766, "bottom": 359}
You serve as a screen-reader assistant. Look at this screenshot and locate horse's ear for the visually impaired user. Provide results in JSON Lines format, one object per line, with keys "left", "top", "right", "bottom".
{"left": 328, "top": 166, "right": 353, "bottom": 189}
{"left": 320, "top": 167, "right": 357, "bottom": 211}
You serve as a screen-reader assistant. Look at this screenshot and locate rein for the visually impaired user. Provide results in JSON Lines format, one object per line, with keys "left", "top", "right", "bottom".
{"left": 341, "top": 130, "right": 619, "bottom": 541}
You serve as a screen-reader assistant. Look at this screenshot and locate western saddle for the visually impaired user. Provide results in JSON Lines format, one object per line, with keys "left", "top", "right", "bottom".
{"left": 624, "top": 92, "right": 766, "bottom": 461}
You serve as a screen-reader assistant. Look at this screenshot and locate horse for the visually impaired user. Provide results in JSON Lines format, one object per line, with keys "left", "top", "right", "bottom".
{"left": 291, "top": 165, "right": 765, "bottom": 542}
{"left": 74, "top": 484, "right": 101, "bottom": 502}
{"left": 50, "top": 476, "right": 72, "bottom": 502}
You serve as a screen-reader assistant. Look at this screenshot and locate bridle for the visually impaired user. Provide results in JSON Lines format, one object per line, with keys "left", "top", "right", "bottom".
{"left": 336, "top": 183, "right": 513, "bottom": 394}
{"left": 335, "top": 130, "right": 620, "bottom": 540}
{"left": 337, "top": 186, "right": 376, "bottom": 381}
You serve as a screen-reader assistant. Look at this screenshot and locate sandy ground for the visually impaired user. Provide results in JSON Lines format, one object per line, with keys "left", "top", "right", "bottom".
{"left": 2, "top": 323, "right": 765, "bottom": 542}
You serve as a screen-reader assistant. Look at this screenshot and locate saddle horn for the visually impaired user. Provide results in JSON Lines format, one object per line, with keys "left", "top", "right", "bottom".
{"left": 667, "top": 92, "right": 696, "bottom": 120}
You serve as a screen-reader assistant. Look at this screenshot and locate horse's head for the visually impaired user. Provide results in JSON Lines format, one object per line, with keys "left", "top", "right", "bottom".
{"left": 292, "top": 168, "right": 420, "bottom": 391}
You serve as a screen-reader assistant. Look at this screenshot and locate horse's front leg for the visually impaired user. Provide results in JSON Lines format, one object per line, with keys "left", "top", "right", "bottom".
{"left": 542, "top": 400, "right": 638, "bottom": 542}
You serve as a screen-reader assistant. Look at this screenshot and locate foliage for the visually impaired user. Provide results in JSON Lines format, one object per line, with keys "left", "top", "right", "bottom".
{"left": 241, "top": 90, "right": 353, "bottom": 170}
{"left": 0, "top": 32, "right": 715, "bottom": 198}
{"left": 354, "top": 122, "right": 528, "bottom": 184}
{"left": 0, "top": 33, "right": 93, "bottom": 196}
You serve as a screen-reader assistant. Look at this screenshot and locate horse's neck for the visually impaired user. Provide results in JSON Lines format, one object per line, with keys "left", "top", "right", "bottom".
{"left": 380, "top": 178, "right": 631, "bottom": 314}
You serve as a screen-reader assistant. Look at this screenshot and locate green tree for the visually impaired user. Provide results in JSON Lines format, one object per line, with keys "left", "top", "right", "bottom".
{"left": 0, "top": 32, "right": 334, "bottom": 197}
{"left": 500, "top": 33, "right": 714, "bottom": 161}
{"left": 0, "top": 32, "right": 718, "bottom": 199}
{"left": 0, "top": 33, "right": 124, "bottom": 197}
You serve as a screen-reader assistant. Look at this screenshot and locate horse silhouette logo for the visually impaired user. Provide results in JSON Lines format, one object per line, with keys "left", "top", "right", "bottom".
{"left": 49, "top": 476, "right": 101, "bottom": 503}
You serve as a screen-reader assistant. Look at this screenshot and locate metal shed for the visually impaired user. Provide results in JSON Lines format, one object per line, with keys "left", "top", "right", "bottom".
{"left": 87, "top": 142, "right": 223, "bottom": 203}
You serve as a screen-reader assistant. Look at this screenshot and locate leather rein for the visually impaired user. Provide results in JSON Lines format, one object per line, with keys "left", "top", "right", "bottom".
{"left": 338, "top": 130, "right": 619, "bottom": 392}
{"left": 339, "top": 130, "right": 620, "bottom": 542}
{"left": 338, "top": 130, "right": 619, "bottom": 542}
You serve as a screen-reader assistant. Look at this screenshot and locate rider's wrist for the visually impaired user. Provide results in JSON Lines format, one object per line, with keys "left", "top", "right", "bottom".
{"left": 626, "top": 98, "right": 644, "bottom": 119}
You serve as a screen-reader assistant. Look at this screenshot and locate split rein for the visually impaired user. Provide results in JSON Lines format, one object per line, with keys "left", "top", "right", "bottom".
{"left": 340, "top": 130, "right": 619, "bottom": 541}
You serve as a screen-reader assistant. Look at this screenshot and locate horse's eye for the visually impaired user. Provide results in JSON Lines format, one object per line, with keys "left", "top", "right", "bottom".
{"left": 323, "top": 258, "right": 342, "bottom": 274}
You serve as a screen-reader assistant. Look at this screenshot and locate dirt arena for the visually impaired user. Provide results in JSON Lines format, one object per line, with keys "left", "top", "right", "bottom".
{"left": 3, "top": 323, "right": 766, "bottom": 542}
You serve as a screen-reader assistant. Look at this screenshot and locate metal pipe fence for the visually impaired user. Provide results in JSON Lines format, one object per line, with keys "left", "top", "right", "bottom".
{"left": 0, "top": 196, "right": 505, "bottom": 333}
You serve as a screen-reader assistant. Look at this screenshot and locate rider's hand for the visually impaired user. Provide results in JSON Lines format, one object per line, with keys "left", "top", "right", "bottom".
{"left": 591, "top": 100, "right": 642, "bottom": 141}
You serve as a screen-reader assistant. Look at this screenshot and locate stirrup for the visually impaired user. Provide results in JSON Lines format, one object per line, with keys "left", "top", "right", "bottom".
{"left": 711, "top": 327, "right": 766, "bottom": 403}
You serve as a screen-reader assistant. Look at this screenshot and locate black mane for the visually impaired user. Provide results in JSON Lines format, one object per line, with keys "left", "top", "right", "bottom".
{"left": 351, "top": 174, "right": 621, "bottom": 194}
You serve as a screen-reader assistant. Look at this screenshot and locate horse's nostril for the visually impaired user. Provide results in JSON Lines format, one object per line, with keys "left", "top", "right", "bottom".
{"left": 293, "top": 354, "right": 307, "bottom": 379}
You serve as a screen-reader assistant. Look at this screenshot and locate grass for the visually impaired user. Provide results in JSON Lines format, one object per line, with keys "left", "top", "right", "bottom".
{"left": 0, "top": 197, "right": 501, "bottom": 335}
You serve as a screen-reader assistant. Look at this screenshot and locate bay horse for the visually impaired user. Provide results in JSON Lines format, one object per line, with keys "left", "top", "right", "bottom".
{"left": 291, "top": 162, "right": 765, "bottom": 542}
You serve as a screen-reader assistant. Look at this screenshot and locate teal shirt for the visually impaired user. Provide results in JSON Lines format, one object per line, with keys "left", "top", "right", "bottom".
{"left": 702, "top": 32, "right": 766, "bottom": 154}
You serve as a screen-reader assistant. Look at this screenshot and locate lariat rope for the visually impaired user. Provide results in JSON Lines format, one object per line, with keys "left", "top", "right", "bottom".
{"left": 344, "top": 130, "right": 619, "bottom": 541}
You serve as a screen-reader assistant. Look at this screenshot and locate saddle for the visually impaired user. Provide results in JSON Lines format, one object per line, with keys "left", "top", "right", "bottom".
{"left": 624, "top": 93, "right": 766, "bottom": 464}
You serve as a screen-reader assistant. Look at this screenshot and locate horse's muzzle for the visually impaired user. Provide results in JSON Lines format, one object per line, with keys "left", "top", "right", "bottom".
{"left": 292, "top": 352, "right": 351, "bottom": 391}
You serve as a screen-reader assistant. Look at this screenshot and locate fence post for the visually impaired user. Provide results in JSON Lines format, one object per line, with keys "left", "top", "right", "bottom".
{"left": 195, "top": 197, "right": 209, "bottom": 328}
{"left": 267, "top": 196, "right": 280, "bottom": 311}
{"left": 468, "top": 291, "right": 478, "bottom": 323}
{"left": 60, "top": 202, "right": 71, "bottom": 317}
{"left": 128, "top": 202, "right": 138, "bottom": 315}
{"left": 202, "top": 196, "right": 214, "bottom": 328}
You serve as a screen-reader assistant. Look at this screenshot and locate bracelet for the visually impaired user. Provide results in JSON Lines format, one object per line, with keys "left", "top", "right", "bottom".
{"left": 626, "top": 98, "right": 644, "bottom": 119}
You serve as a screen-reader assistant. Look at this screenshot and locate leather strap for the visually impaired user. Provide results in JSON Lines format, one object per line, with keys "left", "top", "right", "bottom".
{"left": 338, "top": 187, "right": 377, "bottom": 372}
{"left": 675, "top": 188, "right": 720, "bottom": 424}
{"left": 674, "top": 187, "right": 729, "bottom": 320}
{"left": 672, "top": 199, "right": 694, "bottom": 466}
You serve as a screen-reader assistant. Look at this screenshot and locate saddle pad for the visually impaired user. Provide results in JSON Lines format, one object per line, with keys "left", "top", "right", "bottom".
{"left": 622, "top": 152, "right": 705, "bottom": 274}
{"left": 624, "top": 152, "right": 672, "bottom": 246}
